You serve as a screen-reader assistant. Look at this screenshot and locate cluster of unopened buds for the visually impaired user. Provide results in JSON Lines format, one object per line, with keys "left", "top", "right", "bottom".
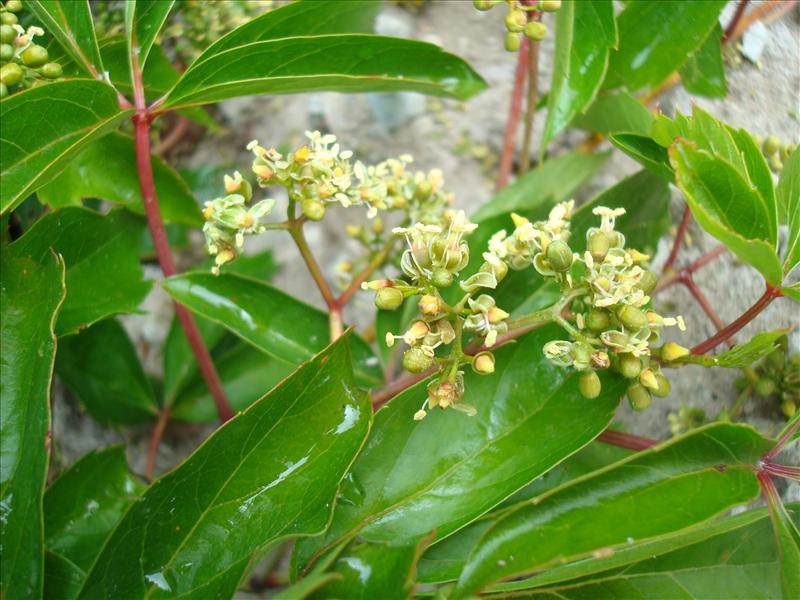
{"left": 753, "top": 133, "right": 797, "bottom": 173}
{"left": 473, "top": 0, "right": 561, "bottom": 52}
{"left": 0, "top": 1, "right": 63, "bottom": 97}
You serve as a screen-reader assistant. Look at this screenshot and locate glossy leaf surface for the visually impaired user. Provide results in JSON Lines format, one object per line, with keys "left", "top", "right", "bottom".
{"left": 44, "top": 447, "right": 144, "bottom": 572}
{"left": 56, "top": 319, "right": 159, "bottom": 423}
{"left": 778, "top": 148, "right": 799, "bottom": 273}
{"left": 604, "top": 0, "right": 726, "bottom": 91}
{"left": 712, "top": 329, "right": 789, "bottom": 368}
{"left": 571, "top": 91, "right": 652, "bottom": 137}
{"left": 79, "top": 337, "right": 371, "bottom": 599}
{"left": 9, "top": 207, "right": 151, "bottom": 334}
{"left": 670, "top": 141, "right": 783, "bottom": 284}
{"left": 294, "top": 325, "right": 627, "bottom": 571}
{"left": 37, "top": 133, "right": 202, "bottom": 226}
{"left": 455, "top": 423, "right": 772, "bottom": 596}
{"left": 44, "top": 552, "right": 84, "bottom": 600}
{"left": 0, "top": 249, "right": 66, "bottom": 600}
{"left": 0, "top": 81, "right": 130, "bottom": 214}
{"left": 609, "top": 134, "right": 674, "bottom": 181}
{"left": 124, "top": 0, "right": 175, "bottom": 71}
{"left": 162, "top": 272, "right": 383, "bottom": 386}
{"left": 473, "top": 150, "right": 610, "bottom": 221}
{"left": 679, "top": 23, "right": 727, "bottom": 98}
{"left": 541, "top": 0, "right": 616, "bottom": 151}
{"left": 26, "top": 0, "right": 104, "bottom": 76}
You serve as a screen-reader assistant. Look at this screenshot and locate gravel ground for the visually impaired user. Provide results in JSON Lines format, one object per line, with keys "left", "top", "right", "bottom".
{"left": 52, "top": 1, "right": 799, "bottom": 493}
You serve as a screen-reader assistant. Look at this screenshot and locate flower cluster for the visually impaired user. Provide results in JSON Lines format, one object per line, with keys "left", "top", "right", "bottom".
{"left": 473, "top": 0, "right": 560, "bottom": 52}
{"left": 1, "top": 2, "right": 63, "bottom": 98}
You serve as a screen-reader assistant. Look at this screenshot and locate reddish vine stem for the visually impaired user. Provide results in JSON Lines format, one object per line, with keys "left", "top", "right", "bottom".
{"left": 518, "top": 11, "right": 542, "bottom": 174}
{"left": 154, "top": 115, "right": 192, "bottom": 157}
{"left": 763, "top": 418, "right": 799, "bottom": 463}
{"left": 598, "top": 429, "right": 658, "bottom": 452}
{"left": 723, "top": 0, "right": 751, "bottom": 42}
{"left": 131, "top": 57, "right": 233, "bottom": 424}
{"left": 663, "top": 205, "right": 692, "bottom": 272}
{"left": 656, "top": 245, "right": 727, "bottom": 292}
{"left": 496, "top": 36, "right": 530, "bottom": 190}
{"left": 691, "top": 284, "right": 783, "bottom": 355}
{"left": 682, "top": 275, "right": 732, "bottom": 346}
{"left": 145, "top": 405, "right": 171, "bottom": 480}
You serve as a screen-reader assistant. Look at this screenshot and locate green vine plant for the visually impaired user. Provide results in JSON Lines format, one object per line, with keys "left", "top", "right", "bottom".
{"left": 1, "top": 1, "right": 799, "bottom": 599}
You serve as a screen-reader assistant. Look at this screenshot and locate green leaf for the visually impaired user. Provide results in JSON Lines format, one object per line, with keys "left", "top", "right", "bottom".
{"left": 124, "top": 0, "right": 175, "bottom": 72}
{"left": 44, "top": 552, "right": 84, "bottom": 600}
{"left": 37, "top": 133, "right": 202, "bottom": 226}
{"left": 679, "top": 23, "right": 727, "bottom": 98}
{"left": 778, "top": 148, "right": 800, "bottom": 273}
{"left": 293, "top": 325, "right": 627, "bottom": 573}
{"left": 44, "top": 447, "right": 144, "bottom": 573}
{"left": 9, "top": 207, "right": 151, "bottom": 335}
{"left": 604, "top": 0, "right": 726, "bottom": 92}
{"left": 56, "top": 319, "right": 159, "bottom": 423}
{"left": 497, "top": 506, "right": 794, "bottom": 598}
{"left": 473, "top": 150, "right": 611, "bottom": 221}
{"left": 0, "top": 80, "right": 131, "bottom": 214}
{"left": 670, "top": 141, "right": 783, "bottom": 285}
{"left": 541, "top": 0, "right": 616, "bottom": 152}
{"left": 162, "top": 272, "right": 383, "bottom": 386}
{"left": 782, "top": 281, "right": 800, "bottom": 304}
{"left": 609, "top": 133, "right": 674, "bottom": 181}
{"left": 1, "top": 249, "right": 66, "bottom": 600}
{"left": 770, "top": 497, "right": 800, "bottom": 598}
{"left": 571, "top": 91, "right": 653, "bottom": 137}
{"left": 79, "top": 337, "right": 371, "bottom": 599}
{"left": 454, "top": 423, "right": 772, "bottom": 596}
{"left": 713, "top": 329, "right": 790, "bottom": 368}
{"left": 26, "top": 0, "right": 105, "bottom": 76}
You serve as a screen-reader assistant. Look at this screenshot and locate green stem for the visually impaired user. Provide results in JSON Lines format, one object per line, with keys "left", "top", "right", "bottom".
{"left": 730, "top": 386, "right": 752, "bottom": 421}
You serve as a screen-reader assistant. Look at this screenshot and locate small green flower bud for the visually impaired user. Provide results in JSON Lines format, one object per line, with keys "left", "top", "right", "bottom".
{"left": 523, "top": 21, "right": 547, "bottom": 40}
{"left": 768, "top": 153, "right": 783, "bottom": 172}
{"left": 504, "top": 31, "right": 521, "bottom": 52}
{"left": 0, "top": 82, "right": 7, "bottom": 98}
{"left": 578, "top": 370, "right": 601, "bottom": 399}
{"left": 419, "top": 294, "right": 442, "bottom": 317}
{"left": 472, "top": 352, "right": 496, "bottom": 375}
{"left": 375, "top": 287, "right": 404, "bottom": 311}
{"left": 431, "top": 268, "right": 453, "bottom": 288}
{"left": 21, "top": 44, "right": 48, "bottom": 68}
{"left": 652, "top": 372, "right": 671, "bottom": 398}
{"left": 617, "top": 353, "right": 642, "bottom": 379}
{"left": 585, "top": 309, "right": 610, "bottom": 333}
{"left": 0, "top": 43, "right": 12, "bottom": 61}
{"left": 754, "top": 378, "right": 776, "bottom": 397}
{"left": 545, "top": 239, "right": 573, "bottom": 272}
{"left": 0, "top": 11, "right": 18, "bottom": 25}
{"left": 627, "top": 383, "right": 652, "bottom": 411}
{"left": 639, "top": 368, "right": 659, "bottom": 390}
{"left": 588, "top": 230, "right": 611, "bottom": 261}
{"left": 636, "top": 270, "right": 658, "bottom": 294}
{"left": 540, "top": 0, "right": 561, "bottom": 10}
{"left": 0, "top": 61, "right": 22, "bottom": 86}
{"left": 766, "top": 348, "right": 785, "bottom": 372}
{"left": 504, "top": 9, "right": 527, "bottom": 32}
{"left": 473, "top": 0, "right": 495, "bottom": 10}
{"left": 763, "top": 134, "right": 781, "bottom": 156}
{"left": 371, "top": 217, "right": 383, "bottom": 234}
{"left": 41, "top": 62, "right": 62, "bottom": 79}
{"left": 661, "top": 342, "right": 690, "bottom": 362}
{"left": 5, "top": 0, "right": 23, "bottom": 12}
{"left": 782, "top": 399, "right": 797, "bottom": 418}
{"left": 403, "top": 346, "right": 434, "bottom": 374}
{"left": 617, "top": 305, "right": 648, "bottom": 332}
{"left": 416, "top": 179, "right": 432, "bottom": 199}
{"left": 300, "top": 198, "right": 325, "bottom": 221}
{"left": 0, "top": 24, "right": 14, "bottom": 44}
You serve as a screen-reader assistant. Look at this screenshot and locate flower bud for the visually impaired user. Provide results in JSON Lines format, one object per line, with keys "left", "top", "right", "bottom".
{"left": 0, "top": 11, "right": 18, "bottom": 25}
{"left": 578, "top": 370, "right": 601, "bottom": 399}
{"left": 252, "top": 164, "right": 273, "bottom": 180}
{"left": 763, "top": 134, "right": 781, "bottom": 156}
{"left": 781, "top": 400, "right": 797, "bottom": 418}
{"left": 0, "top": 24, "right": 14, "bottom": 44}
{"left": 769, "top": 154, "right": 783, "bottom": 172}
{"left": 41, "top": 62, "right": 62, "bottom": 79}
{"left": 224, "top": 173, "right": 252, "bottom": 200}
{"left": 661, "top": 342, "right": 690, "bottom": 362}
{"left": 301, "top": 198, "right": 325, "bottom": 221}
{"left": 504, "top": 31, "right": 521, "bottom": 52}
{"left": 639, "top": 368, "right": 659, "bottom": 390}
{"left": 0, "top": 62, "right": 22, "bottom": 86}
{"left": 6, "top": 0, "right": 23, "bottom": 11}
{"left": 21, "top": 44, "right": 49, "bottom": 68}
{"left": 588, "top": 231, "right": 611, "bottom": 261}
{"left": 375, "top": 287, "right": 404, "bottom": 311}
{"left": 617, "top": 353, "right": 642, "bottom": 379}
{"left": 523, "top": 21, "right": 547, "bottom": 40}
{"left": 403, "top": 346, "right": 434, "bottom": 374}
{"left": 504, "top": 9, "right": 527, "bottom": 32}
{"left": 585, "top": 309, "right": 611, "bottom": 333}
{"left": 766, "top": 348, "right": 785, "bottom": 372}
{"left": 627, "top": 383, "right": 652, "bottom": 411}
{"left": 431, "top": 268, "right": 454, "bottom": 288}
{"left": 636, "top": 270, "right": 658, "bottom": 294}
{"left": 617, "top": 305, "right": 648, "bottom": 332}
{"left": 540, "top": 0, "right": 561, "bottom": 10}
{"left": 419, "top": 294, "right": 442, "bottom": 317}
{"left": 652, "top": 372, "right": 671, "bottom": 398}
{"left": 472, "top": 352, "right": 495, "bottom": 375}
{"left": 473, "top": 0, "right": 495, "bottom": 10}
{"left": 545, "top": 239, "right": 573, "bottom": 272}
{"left": 0, "top": 82, "right": 7, "bottom": 98}
{"left": 371, "top": 217, "right": 384, "bottom": 234}
{"left": 0, "top": 43, "right": 11, "bottom": 61}
{"left": 754, "top": 378, "right": 776, "bottom": 397}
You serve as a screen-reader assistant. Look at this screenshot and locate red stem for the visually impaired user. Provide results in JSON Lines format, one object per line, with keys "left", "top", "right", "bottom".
{"left": 655, "top": 245, "right": 726, "bottom": 293}
{"left": 682, "top": 275, "right": 732, "bottom": 346}
{"left": 763, "top": 463, "right": 800, "bottom": 480}
{"left": 131, "top": 58, "right": 233, "bottom": 423}
{"left": 598, "top": 429, "right": 658, "bottom": 452}
{"left": 663, "top": 205, "right": 692, "bottom": 272}
{"left": 495, "top": 37, "right": 530, "bottom": 191}
{"left": 691, "top": 284, "right": 782, "bottom": 355}
{"left": 145, "top": 405, "right": 171, "bottom": 480}
{"left": 763, "top": 418, "right": 800, "bottom": 463}
{"left": 723, "top": 0, "right": 750, "bottom": 42}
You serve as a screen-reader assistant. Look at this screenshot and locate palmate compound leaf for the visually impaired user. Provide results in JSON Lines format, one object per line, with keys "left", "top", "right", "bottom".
{"left": 453, "top": 422, "right": 773, "bottom": 596}
{"left": 292, "top": 324, "right": 627, "bottom": 575}
{"left": 78, "top": 336, "right": 371, "bottom": 599}
{"left": 1, "top": 247, "right": 66, "bottom": 599}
